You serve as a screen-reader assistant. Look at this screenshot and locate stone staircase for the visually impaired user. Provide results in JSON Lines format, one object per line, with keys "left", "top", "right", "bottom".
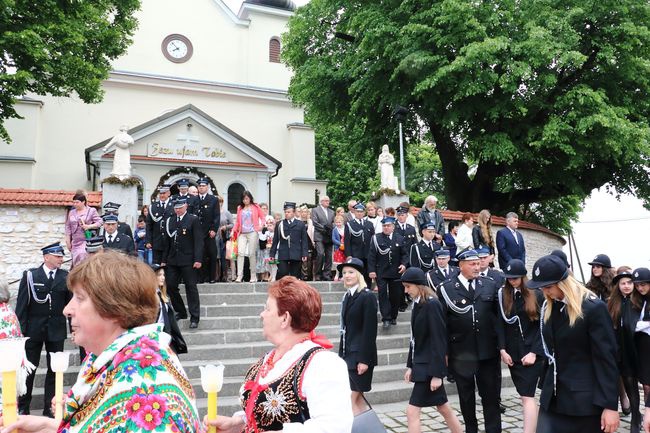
{"left": 28, "top": 281, "right": 515, "bottom": 416}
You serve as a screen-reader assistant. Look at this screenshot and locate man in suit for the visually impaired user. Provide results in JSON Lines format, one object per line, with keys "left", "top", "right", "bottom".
{"left": 344, "top": 202, "right": 376, "bottom": 287}
{"left": 171, "top": 178, "right": 199, "bottom": 215}
{"left": 394, "top": 205, "right": 417, "bottom": 250}
{"left": 368, "top": 216, "right": 408, "bottom": 328}
{"left": 101, "top": 201, "right": 133, "bottom": 239}
{"left": 162, "top": 198, "right": 203, "bottom": 329}
{"left": 196, "top": 178, "right": 220, "bottom": 283}
{"left": 478, "top": 246, "right": 505, "bottom": 288}
{"left": 101, "top": 214, "right": 135, "bottom": 254}
{"left": 270, "top": 202, "right": 309, "bottom": 279}
{"left": 15, "top": 242, "right": 71, "bottom": 417}
{"left": 146, "top": 184, "right": 174, "bottom": 264}
{"left": 416, "top": 195, "right": 445, "bottom": 242}
{"left": 311, "top": 195, "right": 335, "bottom": 281}
{"left": 438, "top": 249, "right": 503, "bottom": 433}
{"left": 409, "top": 221, "right": 441, "bottom": 272}
{"left": 496, "top": 212, "right": 526, "bottom": 270}
{"left": 426, "top": 248, "right": 459, "bottom": 288}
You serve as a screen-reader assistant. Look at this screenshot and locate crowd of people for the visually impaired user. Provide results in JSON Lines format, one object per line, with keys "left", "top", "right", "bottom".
{"left": 4, "top": 183, "right": 650, "bottom": 433}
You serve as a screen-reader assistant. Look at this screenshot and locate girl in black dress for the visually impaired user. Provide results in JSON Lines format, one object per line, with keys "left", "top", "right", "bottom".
{"left": 529, "top": 255, "right": 619, "bottom": 433}
{"left": 401, "top": 267, "right": 462, "bottom": 433}
{"left": 152, "top": 264, "right": 187, "bottom": 354}
{"left": 337, "top": 257, "right": 378, "bottom": 415}
{"left": 608, "top": 267, "right": 642, "bottom": 433}
{"left": 586, "top": 253, "right": 615, "bottom": 300}
{"left": 633, "top": 268, "right": 650, "bottom": 411}
{"left": 497, "top": 259, "right": 544, "bottom": 433}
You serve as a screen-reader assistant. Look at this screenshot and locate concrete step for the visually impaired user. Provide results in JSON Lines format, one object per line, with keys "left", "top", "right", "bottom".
{"left": 192, "top": 281, "right": 345, "bottom": 294}
{"left": 178, "top": 291, "right": 348, "bottom": 306}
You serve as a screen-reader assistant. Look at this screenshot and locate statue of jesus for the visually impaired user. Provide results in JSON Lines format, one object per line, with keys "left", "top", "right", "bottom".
{"left": 103, "top": 125, "right": 134, "bottom": 179}
{"left": 378, "top": 145, "right": 397, "bottom": 191}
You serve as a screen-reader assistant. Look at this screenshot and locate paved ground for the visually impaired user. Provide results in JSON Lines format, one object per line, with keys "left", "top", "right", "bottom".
{"left": 375, "top": 387, "right": 637, "bottom": 432}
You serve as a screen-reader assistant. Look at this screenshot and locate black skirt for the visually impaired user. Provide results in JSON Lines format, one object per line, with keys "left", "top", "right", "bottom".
{"left": 348, "top": 366, "right": 374, "bottom": 392}
{"left": 635, "top": 332, "right": 650, "bottom": 385}
{"left": 537, "top": 408, "right": 601, "bottom": 433}
{"left": 408, "top": 379, "right": 448, "bottom": 407}
{"left": 510, "top": 360, "right": 544, "bottom": 397}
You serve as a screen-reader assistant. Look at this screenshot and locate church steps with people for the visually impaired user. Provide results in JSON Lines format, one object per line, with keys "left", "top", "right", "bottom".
{"left": 25, "top": 280, "right": 517, "bottom": 416}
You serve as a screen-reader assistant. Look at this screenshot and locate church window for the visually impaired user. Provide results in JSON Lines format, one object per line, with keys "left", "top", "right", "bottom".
{"left": 227, "top": 182, "right": 245, "bottom": 214}
{"left": 269, "top": 37, "right": 281, "bottom": 63}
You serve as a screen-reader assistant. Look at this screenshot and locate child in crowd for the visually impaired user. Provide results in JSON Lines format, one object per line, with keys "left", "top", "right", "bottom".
{"left": 332, "top": 215, "right": 346, "bottom": 280}
{"left": 134, "top": 216, "right": 152, "bottom": 264}
{"left": 257, "top": 216, "right": 276, "bottom": 282}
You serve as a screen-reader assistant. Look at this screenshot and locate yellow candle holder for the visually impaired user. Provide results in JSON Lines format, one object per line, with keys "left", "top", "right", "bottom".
{"left": 0, "top": 337, "right": 28, "bottom": 428}
{"left": 199, "top": 362, "right": 225, "bottom": 433}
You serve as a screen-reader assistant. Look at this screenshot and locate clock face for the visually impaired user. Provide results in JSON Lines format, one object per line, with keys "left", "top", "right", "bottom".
{"left": 161, "top": 34, "right": 193, "bottom": 63}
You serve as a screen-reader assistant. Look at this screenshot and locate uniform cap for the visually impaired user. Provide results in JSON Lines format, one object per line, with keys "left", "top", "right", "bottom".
{"left": 174, "top": 197, "right": 188, "bottom": 208}
{"left": 103, "top": 202, "right": 121, "bottom": 213}
{"left": 381, "top": 216, "right": 396, "bottom": 225}
{"left": 337, "top": 256, "right": 365, "bottom": 274}
{"left": 632, "top": 268, "right": 650, "bottom": 283}
{"left": 41, "top": 242, "right": 65, "bottom": 256}
{"left": 398, "top": 267, "right": 427, "bottom": 285}
{"left": 503, "top": 259, "right": 527, "bottom": 278}
{"left": 353, "top": 203, "right": 366, "bottom": 211}
{"left": 457, "top": 249, "right": 479, "bottom": 261}
{"left": 177, "top": 179, "right": 190, "bottom": 187}
{"left": 476, "top": 246, "right": 490, "bottom": 258}
{"left": 102, "top": 214, "right": 118, "bottom": 223}
{"left": 396, "top": 206, "right": 409, "bottom": 215}
{"left": 588, "top": 253, "right": 612, "bottom": 268}
{"left": 283, "top": 202, "right": 296, "bottom": 210}
{"left": 158, "top": 184, "right": 171, "bottom": 193}
{"left": 434, "top": 248, "right": 451, "bottom": 258}
{"left": 197, "top": 178, "right": 210, "bottom": 186}
{"left": 421, "top": 221, "right": 436, "bottom": 231}
{"left": 526, "top": 255, "right": 569, "bottom": 289}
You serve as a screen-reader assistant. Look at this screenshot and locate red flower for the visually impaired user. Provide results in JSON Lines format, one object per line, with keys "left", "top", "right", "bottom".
{"left": 136, "top": 336, "right": 159, "bottom": 350}
{"left": 133, "top": 348, "right": 162, "bottom": 368}
{"left": 133, "top": 404, "right": 163, "bottom": 430}
{"left": 126, "top": 395, "right": 148, "bottom": 417}
{"left": 146, "top": 394, "right": 167, "bottom": 414}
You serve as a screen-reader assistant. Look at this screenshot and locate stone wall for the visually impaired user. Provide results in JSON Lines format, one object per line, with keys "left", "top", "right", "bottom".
{"left": 0, "top": 205, "right": 70, "bottom": 293}
{"left": 491, "top": 225, "right": 566, "bottom": 271}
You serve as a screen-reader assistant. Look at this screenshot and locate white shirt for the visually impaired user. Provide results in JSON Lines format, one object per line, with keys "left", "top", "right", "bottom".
{"left": 347, "top": 285, "right": 359, "bottom": 297}
{"left": 42, "top": 264, "right": 57, "bottom": 280}
{"left": 509, "top": 228, "right": 519, "bottom": 244}
{"left": 457, "top": 273, "right": 474, "bottom": 292}
{"left": 239, "top": 340, "right": 353, "bottom": 433}
{"left": 456, "top": 224, "right": 473, "bottom": 251}
{"left": 105, "top": 231, "right": 117, "bottom": 242}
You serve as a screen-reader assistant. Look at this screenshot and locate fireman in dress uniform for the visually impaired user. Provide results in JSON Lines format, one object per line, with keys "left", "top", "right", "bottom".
{"left": 162, "top": 197, "right": 203, "bottom": 329}
{"left": 195, "top": 178, "right": 220, "bottom": 283}
{"left": 101, "top": 201, "right": 133, "bottom": 239}
{"left": 438, "top": 249, "right": 503, "bottom": 433}
{"left": 270, "top": 202, "right": 309, "bottom": 279}
{"left": 343, "top": 203, "right": 376, "bottom": 287}
{"left": 394, "top": 205, "right": 417, "bottom": 250}
{"left": 367, "top": 216, "right": 408, "bottom": 328}
{"left": 146, "top": 184, "right": 175, "bottom": 264}
{"left": 171, "top": 178, "right": 199, "bottom": 215}
{"left": 15, "top": 242, "right": 72, "bottom": 417}
{"left": 409, "top": 222, "right": 441, "bottom": 272}
{"left": 426, "top": 248, "right": 459, "bottom": 289}
{"left": 478, "top": 246, "right": 505, "bottom": 288}
{"left": 101, "top": 214, "right": 135, "bottom": 255}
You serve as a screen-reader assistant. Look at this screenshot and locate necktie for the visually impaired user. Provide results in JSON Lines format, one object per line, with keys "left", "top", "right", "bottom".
{"left": 177, "top": 217, "right": 181, "bottom": 224}
{"left": 512, "top": 230, "right": 519, "bottom": 244}
{"left": 468, "top": 279, "right": 475, "bottom": 298}
{"left": 48, "top": 270, "right": 54, "bottom": 281}
{"left": 443, "top": 268, "right": 448, "bottom": 278}
{"left": 108, "top": 234, "right": 113, "bottom": 244}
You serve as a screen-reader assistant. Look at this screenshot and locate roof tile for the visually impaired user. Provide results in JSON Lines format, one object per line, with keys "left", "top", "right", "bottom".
{"left": 0, "top": 189, "right": 102, "bottom": 207}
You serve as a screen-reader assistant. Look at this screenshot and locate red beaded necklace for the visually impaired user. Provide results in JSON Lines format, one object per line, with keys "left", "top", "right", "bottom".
{"left": 259, "top": 335, "right": 311, "bottom": 378}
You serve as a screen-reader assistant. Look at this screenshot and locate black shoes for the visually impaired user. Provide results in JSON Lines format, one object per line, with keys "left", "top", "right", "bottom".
{"left": 189, "top": 321, "right": 199, "bottom": 329}
{"left": 382, "top": 320, "right": 391, "bottom": 329}
{"left": 390, "top": 319, "right": 397, "bottom": 325}
{"left": 499, "top": 402, "right": 507, "bottom": 414}
{"left": 175, "top": 313, "right": 188, "bottom": 321}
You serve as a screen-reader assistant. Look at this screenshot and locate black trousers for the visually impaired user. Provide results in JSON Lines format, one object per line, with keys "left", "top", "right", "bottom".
{"left": 377, "top": 277, "right": 403, "bottom": 321}
{"left": 18, "top": 338, "right": 64, "bottom": 416}
{"left": 166, "top": 264, "right": 201, "bottom": 322}
{"left": 314, "top": 241, "right": 333, "bottom": 279}
{"left": 201, "top": 234, "right": 218, "bottom": 282}
{"left": 452, "top": 356, "right": 502, "bottom": 433}
{"left": 278, "top": 260, "right": 302, "bottom": 279}
{"left": 153, "top": 248, "right": 164, "bottom": 265}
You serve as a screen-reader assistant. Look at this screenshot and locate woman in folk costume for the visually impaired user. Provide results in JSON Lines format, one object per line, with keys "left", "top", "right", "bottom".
{"left": 0, "top": 251, "right": 202, "bottom": 433}
{"left": 529, "top": 255, "right": 619, "bottom": 433}
{"left": 496, "top": 259, "right": 544, "bottom": 433}
{"left": 206, "top": 276, "right": 353, "bottom": 433}
{"left": 400, "top": 267, "right": 462, "bottom": 433}
{"left": 337, "top": 257, "right": 378, "bottom": 415}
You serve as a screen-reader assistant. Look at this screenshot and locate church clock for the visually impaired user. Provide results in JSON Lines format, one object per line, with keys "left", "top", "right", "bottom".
{"left": 162, "top": 34, "right": 193, "bottom": 63}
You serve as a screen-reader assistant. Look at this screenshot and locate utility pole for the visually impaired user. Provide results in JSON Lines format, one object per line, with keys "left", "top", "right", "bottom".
{"left": 392, "top": 105, "right": 408, "bottom": 191}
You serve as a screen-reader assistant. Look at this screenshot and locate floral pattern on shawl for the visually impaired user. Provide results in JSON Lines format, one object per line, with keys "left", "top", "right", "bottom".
{"left": 58, "top": 324, "right": 202, "bottom": 433}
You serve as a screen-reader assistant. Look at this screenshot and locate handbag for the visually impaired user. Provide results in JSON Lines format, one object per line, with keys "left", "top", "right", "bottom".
{"left": 349, "top": 377, "right": 387, "bottom": 433}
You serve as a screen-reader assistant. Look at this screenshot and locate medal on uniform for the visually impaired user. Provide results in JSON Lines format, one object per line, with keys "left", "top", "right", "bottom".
{"left": 461, "top": 299, "right": 466, "bottom": 304}
{"left": 183, "top": 229, "right": 187, "bottom": 235}
{"left": 204, "top": 204, "right": 208, "bottom": 208}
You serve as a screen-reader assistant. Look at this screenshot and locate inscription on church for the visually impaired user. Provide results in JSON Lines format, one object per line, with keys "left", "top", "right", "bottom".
{"left": 147, "top": 134, "right": 227, "bottom": 162}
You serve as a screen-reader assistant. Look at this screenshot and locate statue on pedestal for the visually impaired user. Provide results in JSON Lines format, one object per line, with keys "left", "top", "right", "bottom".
{"left": 378, "top": 145, "right": 399, "bottom": 191}
{"left": 102, "top": 126, "right": 134, "bottom": 180}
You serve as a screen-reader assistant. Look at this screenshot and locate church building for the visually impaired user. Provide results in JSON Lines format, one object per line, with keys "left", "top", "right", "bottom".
{"left": 0, "top": 0, "right": 325, "bottom": 213}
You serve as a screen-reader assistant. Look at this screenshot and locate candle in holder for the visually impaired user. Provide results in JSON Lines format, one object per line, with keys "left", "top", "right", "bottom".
{"left": 199, "top": 362, "right": 225, "bottom": 433}
{"left": 0, "top": 337, "right": 28, "bottom": 427}
{"left": 49, "top": 351, "right": 70, "bottom": 420}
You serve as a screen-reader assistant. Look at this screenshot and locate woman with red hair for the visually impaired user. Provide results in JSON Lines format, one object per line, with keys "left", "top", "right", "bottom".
{"left": 206, "top": 277, "right": 353, "bottom": 433}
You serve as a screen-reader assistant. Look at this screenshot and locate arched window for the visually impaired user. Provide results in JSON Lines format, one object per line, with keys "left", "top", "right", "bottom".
{"left": 227, "top": 182, "right": 245, "bottom": 214}
{"left": 269, "top": 37, "right": 281, "bottom": 63}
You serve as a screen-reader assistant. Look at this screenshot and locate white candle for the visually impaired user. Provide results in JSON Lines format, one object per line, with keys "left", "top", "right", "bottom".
{"left": 50, "top": 351, "right": 70, "bottom": 420}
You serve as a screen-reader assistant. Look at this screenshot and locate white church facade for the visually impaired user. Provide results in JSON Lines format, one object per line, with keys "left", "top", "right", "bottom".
{"left": 0, "top": 0, "right": 326, "bottom": 213}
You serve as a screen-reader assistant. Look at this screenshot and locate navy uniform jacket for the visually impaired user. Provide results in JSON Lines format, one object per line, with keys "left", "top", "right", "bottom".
{"left": 367, "top": 233, "right": 408, "bottom": 280}
{"left": 438, "top": 276, "right": 503, "bottom": 368}
{"left": 162, "top": 213, "right": 203, "bottom": 266}
{"left": 498, "top": 288, "right": 545, "bottom": 360}
{"left": 171, "top": 193, "right": 199, "bottom": 215}
{"left": 99, "top": 222, "right": 133, "bottom": 240}
{"left": 270, "top": 219, "right": 309, "bottom": 261}
{"left": 539, "top": 296, "right": 618, "bottom": 416}
{"left": 408, "top": 298, "right": 448, "bottom": 381}
{"left": 339, "top": 288, "right": 378, "bottom": 369}
{"left": 394, "top": 222, "right": 417, "bottom": 250}
{"left": 481, "top": 268, "right": 505, "bottom": 289}
{"left": 409, "top": 240, "right": 440, "bottom": 272}
{"left": 15, "top": 267, "right": 71, "bottom": 342}
{"left": 343, "top": 219, "right": 375, "bottom": 259}
{"left": 196, "top": 194, "right": 220, "bottom": 235}
{"left": 426, "top": 265, "right": 460, "bottom": 289}
{"left": 103, "top": 233, "right": 135, "bottom": 255}
{"left": 146, "top": 200, "right": 174, "bottom": 250}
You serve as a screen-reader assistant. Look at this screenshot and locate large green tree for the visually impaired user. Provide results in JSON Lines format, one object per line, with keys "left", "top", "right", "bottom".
{"left": 284, "top": 0, "right": 650, "bottom": 226}
{"left": 0, "top": 0, "right": 141, "bottom": 141}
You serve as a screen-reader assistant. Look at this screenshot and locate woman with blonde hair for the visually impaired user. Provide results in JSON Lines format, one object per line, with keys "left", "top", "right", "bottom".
{"left": 528, "top": 255, "right": 619, "bottom": 433}
{"left": 337, "top": 257, "right": 378, "bottom": 415}
{"left": 400, "top": 267, "right": 462, "bottom": 433}
{"left": 151, "top": 264, "right": 186, "bottom": 354}
{"left": 472, "top": 209, "right": 495, "bottom": 255}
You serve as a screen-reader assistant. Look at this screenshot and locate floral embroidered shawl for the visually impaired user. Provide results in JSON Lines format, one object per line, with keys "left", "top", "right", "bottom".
{"left": 58, "top": 324, "right": 202, "bottom": 433}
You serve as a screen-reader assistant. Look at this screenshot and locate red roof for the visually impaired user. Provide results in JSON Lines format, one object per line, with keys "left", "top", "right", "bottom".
{"left": 439, "top": 209, "right": 559, "bottom": 237}
{"left": 0, "top": 189, "right": 102, "bottom": 207}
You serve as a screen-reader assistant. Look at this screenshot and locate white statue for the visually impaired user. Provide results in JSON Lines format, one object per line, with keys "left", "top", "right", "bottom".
{"left": 102, "top": 125, "right": 134, "bottom": 179}
{"left": 378, "top": 145, "right": 398, "bottom": 191}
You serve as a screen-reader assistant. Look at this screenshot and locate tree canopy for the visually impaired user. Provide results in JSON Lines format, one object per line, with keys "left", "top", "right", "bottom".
{"left": 0, "top": 0, "right": 141, "bottom": 141}
{"left": 283, "top": 0, "right": 650, "bottom": 232}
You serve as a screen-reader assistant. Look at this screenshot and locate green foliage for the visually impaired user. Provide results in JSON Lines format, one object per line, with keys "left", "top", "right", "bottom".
{"left": 405, "top": 142, "right": 445, "bottom": 208}
{"left": 0, "top": 0, "right": 141, "bottom": 141}
{"left": 284, "top": 0, "right": 650, "bottom": 233}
